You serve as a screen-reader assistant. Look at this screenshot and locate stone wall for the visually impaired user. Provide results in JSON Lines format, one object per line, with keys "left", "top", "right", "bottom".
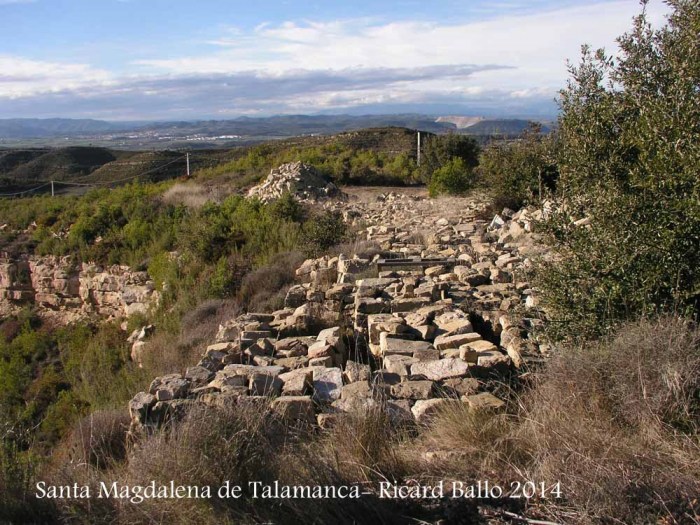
{"left": 0, "top": 255, "right": 159, "bottom": 321}
{"left": 128, "top": 191, "right": 552, "bottom": 434}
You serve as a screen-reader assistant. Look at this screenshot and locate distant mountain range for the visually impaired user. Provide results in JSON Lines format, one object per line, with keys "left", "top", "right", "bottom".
{"left": 0, "top": 119, "right": 137, "bottom": 139}
{"left": 0, "top": 115, "right": 551, "bottom": 145}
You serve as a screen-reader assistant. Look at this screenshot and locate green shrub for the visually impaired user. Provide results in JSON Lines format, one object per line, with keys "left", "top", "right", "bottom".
{"left": 420, "top": 134, "right": 480, "bottom": 183}
{"left": 300, "top": 210, "right": 347, "bottom": 257}
{"left": 535, "top": 1, "right": 700, "bottom": 340}
{"left": 269, "top": 192, "right": 305, "bottom": 222}
{"left": 427, "top": 157, "right": 475, "bottom": 197}
{"left": 478, "top": 124, "right": 558, "bottom": 209}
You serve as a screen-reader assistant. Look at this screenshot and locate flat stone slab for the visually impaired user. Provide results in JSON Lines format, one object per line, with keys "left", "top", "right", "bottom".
{"left": 271, "top": 396, "right": 315, "bottom": 423}
{"left": 434, "top": 332, "right": 481, "bottom": 350}
{"left": 411, "top": 398, "right": 454, "bottom": 423}
{"left": 462, "top": 392, "right": 505, "bottom": 411}
{"left": 367, "top": 314, "right": 409, "bottom": 344}
{"left": 380, "top": 335, "right": 434, "bottom": 356}
{"left": 279, "top": 368, "right": 313, "bottom": 396}
{"left": 465, "top": 339, "right": 498, "bottom": 353}
{"left": 436, "top": 318, "right": 474, "bottom": 336}
{"left": 391, "top": 297, "right": 431, "bottom": 312}
{"left": 476, "top": 350, "right": 512, "bottom": 369}
{"left": 413, "top": 347, "right": 440, "bottom": 361}
{"left": 383, "top": 354, "right": 418, "bottom": 376}
{"left": 344, "top": 360, "right": 371, "bottom": 383}
{"left": 410, "top": 358, "right": 470, "bottom": 381}
{"left": 390, "top": 380, "right": 434, "bottom": 400}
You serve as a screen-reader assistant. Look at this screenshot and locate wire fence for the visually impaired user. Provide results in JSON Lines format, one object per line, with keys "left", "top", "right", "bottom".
{"left": 0, "top": 154, "right": 189, "bottom": 198}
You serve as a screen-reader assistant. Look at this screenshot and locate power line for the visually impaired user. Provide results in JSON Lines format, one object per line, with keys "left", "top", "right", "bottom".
{"left": 68, "top": 154, "right": 187, "bottom": 185}
{"left": 0, "top": 182, "right": 52, "bottom": 197}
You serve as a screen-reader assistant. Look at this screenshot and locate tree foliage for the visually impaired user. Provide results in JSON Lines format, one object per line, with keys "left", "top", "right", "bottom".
{"left": 427, "top": 158, "right": 475, "bottom": 197}
{"left": 420, "top": 134, "right": 480, "bottom": 184}
{"left": 478, "top": 124, "right": 558, "bottom": 209}
{"left": 300, "top": 210, "right": 347, "bottom": 257}
{"left": 536, "top": 0, "right": 700, "bottom": 339}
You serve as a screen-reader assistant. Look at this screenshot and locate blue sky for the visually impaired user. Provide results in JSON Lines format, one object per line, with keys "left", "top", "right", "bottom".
{"left": 0, "top": 0, "right": 669, "bottom": 120}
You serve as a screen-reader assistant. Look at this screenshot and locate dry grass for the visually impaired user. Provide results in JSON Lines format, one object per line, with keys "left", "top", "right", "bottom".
{"left": 161, "top": 182, "right": 237, "bottom": 208}
{"left": 238, "top": 251, "right": 305, "bottom": 312}
{"left": 179, "top": 299, "right": 241, "bottom": 349}
{"left": 316, "top": 406, "right": 411, "bottom": 484}
{"left": 332, "top": 239, "right": 384, "bottom": 260}
{"left": 48, "top": 403, "right": 409, "bottom": 524}
{"left": 56, "top": 409, "right": 131, "bottom": 470}
{"left": 31, "top": 317, "right": 700, "bottom": 524}
{"left": 518, "top": 317, "right": 700, "bottom": 523}
{"left": 138, "top": 330, "right": 196, "bottom": 377}
{"left": 419, "top": 316, "right": 700, "bottom": 523}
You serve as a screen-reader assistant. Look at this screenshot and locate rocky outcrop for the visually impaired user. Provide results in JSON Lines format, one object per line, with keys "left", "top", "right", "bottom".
{"left": 0, "top": 255, "right": 159, "bottom": 321}
{"left": 247, "top": 161, "right": 345, "bottom": 203}
{"left": 129, "top": 191, "right": 550, "bottom": 434}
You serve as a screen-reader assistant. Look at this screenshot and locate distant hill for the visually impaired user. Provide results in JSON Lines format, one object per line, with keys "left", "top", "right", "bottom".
{"left": 268, "top": 126, "right": 425, "bottom": 156}
{"left": 460, "top": 119, "right": 548, "bottom": 135}
{"left": 0, "top": 149, "right": 47, "bottom": 172}
{"left": 0, "top": 116, "right": 551, "bottom": 149}
{"left": 4, "top": 146, "right": 122, "bottom": 182}
{"left": 0, "top": 115, "right": 451, "bottom": 142}
{"left": 0, "top": 119, "right": 133, "bottom": 139}
{"left": 0, "top": 124, "right": 550, "bottom": 195}
{"left": 82, "top": 151, "right": 190, "bottom": 184}
{"left": 140, "top": 114, "right": 454, "bottom": 138}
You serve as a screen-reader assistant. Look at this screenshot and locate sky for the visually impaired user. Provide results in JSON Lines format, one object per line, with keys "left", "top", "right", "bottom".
{"left": 0, "top": 0, "right": 670, "bottom": 121}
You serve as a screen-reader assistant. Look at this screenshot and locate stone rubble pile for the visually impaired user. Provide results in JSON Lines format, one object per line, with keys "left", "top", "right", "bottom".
{"left": 130, "top": 190, "right": 551, "bottom": 433}
{"left": 247, "top": 161, "right": 345, "bottom": 203}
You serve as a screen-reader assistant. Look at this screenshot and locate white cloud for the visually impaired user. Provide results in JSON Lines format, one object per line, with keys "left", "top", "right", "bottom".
{"left": 0, "top": 56, "right": 113, "bottom": 98}
{"left": 137, "top": 1, "right": 669, "bottom": 89}
{"left": 0, "top": 0, "right": 672, "bottom": 118}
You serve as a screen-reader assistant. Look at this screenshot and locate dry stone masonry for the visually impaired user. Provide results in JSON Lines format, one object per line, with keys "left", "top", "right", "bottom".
{"left": 0, "top": 255, "right": 159, "bottom": 322}
{"left": 130, "top": 187, "right": 551, "bottom": 434}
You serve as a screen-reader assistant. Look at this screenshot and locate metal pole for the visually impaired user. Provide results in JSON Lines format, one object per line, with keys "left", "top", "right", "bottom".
{"left": 186, "top": 153, "right": 190, "bottom": 177}
{"left": 417, "top": 131, "right": 421, "bottom": 166}
{"left": 51, "top": 180, "right": 54, "bottom": 197}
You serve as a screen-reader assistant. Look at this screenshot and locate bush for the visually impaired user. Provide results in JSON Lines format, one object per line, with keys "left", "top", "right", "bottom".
{"left": 0, "top": 425, "right": 57, "bottom": 523}
{"left": 521, "top": 316, "right": 700, "bottom": 522}
{"left": 300, "top": 210, "right": 347, "bottom": 257}
{"left": 427, "top": 157, "right": 475, "bottom": 197}
{"left": 108, "top": 404, "right": 405, "bottom": 524}
{"left": 179, "top": 299, "right": 241, "bottom": 349}
{"left": 238, "top": 251, "right": 305, "bottom": 312}
{"left": 58, "top": 409, "right": 130, "bottom": 470}
{"left": 478, "top": 124, "right": 558, "bottom": 209}
{"left": 535, "top": 1, "right": 700, "bottom": 339}
{"left": 419, "top": 134, "right": 480, "bottom": 183}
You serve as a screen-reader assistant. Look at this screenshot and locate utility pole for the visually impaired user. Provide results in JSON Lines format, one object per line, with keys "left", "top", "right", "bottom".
{"left": 186, "top": 153, "right": 190, "bottom": 177}
{"left": 51, "top": 180, "right": 54, "bottom": 197}
{"left": 417, "top": 131, "right": 421, "bottom": 166}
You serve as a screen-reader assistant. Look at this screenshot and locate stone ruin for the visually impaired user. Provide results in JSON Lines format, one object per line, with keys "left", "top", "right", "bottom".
{"left": 247, "top": 161, "right": 345, "bottom": 203}
{"left": 0, "top": 255, "right": 160, "bottom": 322}
{"left": 129, "top": 191, "right": 554, "bottom": 435}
